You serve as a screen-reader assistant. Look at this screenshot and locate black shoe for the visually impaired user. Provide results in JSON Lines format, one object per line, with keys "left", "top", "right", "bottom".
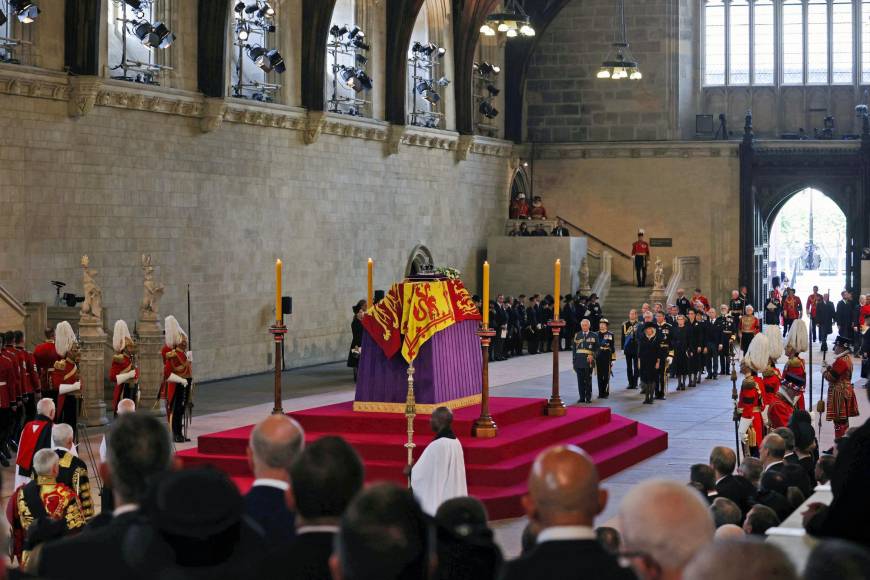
{"left": 627, "top": 385, "right": 637, "bottom": 390}
{"left": 655, "top": 394, "right": 665, "bottom": 400}
{"left": 643, "top": 398, "right": 653, "bottom": 404}
{"left": 174, "top": 435, "right": 186, "bottom": 443}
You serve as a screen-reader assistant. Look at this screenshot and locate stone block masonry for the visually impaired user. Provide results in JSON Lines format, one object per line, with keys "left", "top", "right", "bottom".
{"left": 0, "top": 94, "right": 512, "bottom": 381}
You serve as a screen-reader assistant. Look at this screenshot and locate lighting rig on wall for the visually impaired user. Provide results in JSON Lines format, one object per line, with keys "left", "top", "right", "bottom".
{"left": 232, "top": 0, "right": 284, "bottom": 102}
{"left": 596, "top": 0, "right": 641, "bottom": 80}
{"left": 0, "top": 0, "right": 40, "bottom": 65}
{"left": 409, "top": 41, "right": 448, "bottom": 128}
{"left": 480, "top": 0, "right": 534, "bottom": 38}
{"left": 473, "top": 61, "right": 500, "bottom": 136}
{"left": 327, "top": 24, "right": 373, "bottom": 116}
{"left": 110, "top": 0, "right": 175, "bottom": 85}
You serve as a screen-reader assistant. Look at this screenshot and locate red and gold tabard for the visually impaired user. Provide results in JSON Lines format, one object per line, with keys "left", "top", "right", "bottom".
{"left": 631, "top": 240, "right": 649, "bottom": 257}
{"left": 740, "top": 315, "right": 760, "bottom": 335}
{"left": 362, "top": 278, "right": 481, "bottom": 363}
{"left": 761, "top": 366, "right": 782, "bottom": 406}
{"left": 738, "top": 375, "right": 766, "bottom": 447}
{"left": 109, "top": 352, "right": 139, "bottom": 413}
{"left": 782, "top": 295, "right": 802, "bottom": 321}
{"left": 825, "top": 355, "right": 859, "bottom": 423}
{"left": 9, "top": 476, "right": 85, "bottom": 566}
{"left": 50, "top": 358, "right": 79, "bottom": 417}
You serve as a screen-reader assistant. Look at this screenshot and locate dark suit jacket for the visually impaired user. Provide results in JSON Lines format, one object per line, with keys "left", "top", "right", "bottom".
{"left": 754, "top": 489, "right": 793, "bottom": 522}
{"left": 715, "top": 474, "right": 757, "bottom": 518}
{"left": 500, "top": 539, "right": 635, "bottom": 580}
{"left": 766, "top": 461, "right": 785, "bottom": 473}
{"left": 38, "top": 510, "right": 141, "bottom": 579}
{"left": 806, "top": 418, "right": 870, "bottom": 547}
{"left": 284, "top": 531, "right": 335, "bottom": 580}
{"left": 244, "top": 484, "right": 295, "bottom": 546}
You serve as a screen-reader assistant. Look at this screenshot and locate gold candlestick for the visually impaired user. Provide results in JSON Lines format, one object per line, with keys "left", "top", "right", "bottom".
{"left": 270, "top": 322, "right": 287, "bottom": 414}
{"left": 404, "top": 364, "right": 416, "bottom": 487}
{"left": 546, "top": 319, "right": 567, "bottom": 416}
{"left": 472, "top": 327, "right": 498, "bottom": 438}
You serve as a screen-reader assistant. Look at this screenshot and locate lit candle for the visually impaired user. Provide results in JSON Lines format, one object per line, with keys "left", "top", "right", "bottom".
{"left": 275, "top": 259, "right": 283, "bottom": 323}
{"left": 554, "top": 259, "right": 561, "bottom": 320}
{"left": 482, "top": 261, "right": 490, "bottom": 328}
{"left": 367, "top": 258, "right": 374, "bottom": 308}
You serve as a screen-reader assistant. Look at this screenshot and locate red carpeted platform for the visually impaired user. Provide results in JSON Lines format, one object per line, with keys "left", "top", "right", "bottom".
{"left": 177, "top": 397, "right": 668, "bottom": 520}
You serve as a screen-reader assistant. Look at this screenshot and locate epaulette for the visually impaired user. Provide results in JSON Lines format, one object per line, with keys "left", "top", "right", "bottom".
{"left": 53, "top": 360, "right": 67, "bottom": 371}
{"left": 741, "top": 376, "right": 757, "bottom": 388}
{"left": 112, "top": 353, "right": 126, "bottom": 363}
{"left": 762, "top": 368, "right": 774, "bottom": 378}
{"left": 166, "top": 350, "right": 179, "bottom": 359}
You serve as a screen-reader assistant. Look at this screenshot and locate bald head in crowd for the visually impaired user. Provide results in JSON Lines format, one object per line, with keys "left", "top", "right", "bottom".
{"left": 36, "top": 398, "right": 55, "bottom": 420}
{"left": 760, "top": 433, "right": 786, "bottom": 469}
{"left": 713, "top": 524, "right": 745, "bottom": 541}
{"left": 248, "top": 414, "right": 304, "bottom": 480}
{"left": 619, "top": 479, "right": 715, "bottom": 580}
{"left": 683, "top": 539, "right": 797, "bottom": 580}
{"left": 116, "top": 398, "right": 136, "bottom": 415}
{"left": 524, "top": 445, "right": 606, "bottom": 529}
{"left": 709, "top": 446, "right": 736, "bottom": 479}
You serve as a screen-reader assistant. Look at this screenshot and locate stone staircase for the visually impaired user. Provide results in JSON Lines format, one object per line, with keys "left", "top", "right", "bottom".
{"left": 602, "top": 280, "right": 650, "bottom": 343}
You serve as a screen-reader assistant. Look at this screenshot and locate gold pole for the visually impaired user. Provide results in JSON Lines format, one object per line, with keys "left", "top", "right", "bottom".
{"left": 270, "top": 321, "right": 287, "bottom": 414}
{"left": 405, "top": 364, "right": 417, "bottom": 487}
{"left": 472, "top": 327, "right": 498, "bottom": 438}
{"left": 546, "top": 319, "right": 567, "bottom": 416}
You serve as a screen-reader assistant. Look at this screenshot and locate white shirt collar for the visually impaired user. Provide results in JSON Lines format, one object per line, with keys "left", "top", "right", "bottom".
{"left": 715, "top": 475, "right": 728, "bottom": 485}
{"left": 113, "top": 504, "right": 140, "bottom": 517}
{"left": 764, "top": 460, "right": 783, "bottom": 472}
{"left": 537, "top": 525, "right": 597, "bottom": 544}
{"left": 252, "top": 478, "right": 290, "bottom": 491}
{"left": 297, "top": 525, "right": 339, "bottom": 535}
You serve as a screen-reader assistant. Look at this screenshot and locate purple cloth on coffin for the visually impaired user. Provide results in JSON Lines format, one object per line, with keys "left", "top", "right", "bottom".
{"left": 355, "top": 319, "right": 483, "bottom": 406}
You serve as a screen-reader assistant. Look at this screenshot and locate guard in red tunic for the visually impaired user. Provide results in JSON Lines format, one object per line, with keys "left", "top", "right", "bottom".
{"left": 783, "top": 319, "right": 809, "bottom": 411}
{"left": 509, "top": 193, "right": 529, "bottom": 219}
{"left": 109, "top": 320, "right": 140, "bottom": 415}
{"left": 769, "top": 374, "right": 805, "bottom": 430}
{"left": 14, "top": 398, "right": 55, "bottom": 490}
{"left": 163, "top": 315, "right": 192, "bottom": 443}
{"left": 760, "top": 326, "right": 784, "bottom": 420}
{"left": 49, "top": 322, "right": 81, "bottom": 437}
{"left": 13, "top": 331, "right": 39, "bottom": 423}
{"left": 738, "top": 306, "right": 761, "bottom": 353}
{"left": 781, "top": 288, "right": 803, "bottom": 336}
{"left": 0, "top": 339, "right": 16, "bottom": 467}
{"left": 33, "top": 327, "right": 60, "bottom": 394}
{"left": 737, "top": 334, "right": 769, "bottom": 456}
{"left": 631, "top": 230, "right": 650, "bottom": 287}
{"left": 823, "top": 335, "right": 859, "bottom": 439}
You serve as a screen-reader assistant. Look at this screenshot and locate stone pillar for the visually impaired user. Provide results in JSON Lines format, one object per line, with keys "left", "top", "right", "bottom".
{"left": 78, "top": 320, "right": 108, "bottom": 427}
{"left": 137, "top": 319, "right": 164, "bottom": 415}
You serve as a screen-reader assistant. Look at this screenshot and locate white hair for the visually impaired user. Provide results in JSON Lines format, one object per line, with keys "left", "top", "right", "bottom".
{"left": 51, "top": 423, "right": 74, "bottom": 448}
{"left": 117, "top": 398, "right": 136, "bottom": 414}
{"left": 33, "top": 448, "right": 59, "bottom": 477}
{"left": 618, "top": 479, "right": 715, "bottom": 572}
{"left": 36, "top": 398, "right": 55, "bottom": 418}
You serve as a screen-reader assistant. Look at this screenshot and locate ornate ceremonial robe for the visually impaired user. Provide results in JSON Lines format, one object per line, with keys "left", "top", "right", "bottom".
{"left": 15, "top": 414, "right": 53, "bottom": 478}
{"left": 109, "top": 352, "right": 139, "bottom": 413}
{"left": 738, "top": 375, "right": 766, "bottom": 447}
{"left": 55, "top": 449, "right": 94, "bottom": 519}
{"left": 825, "top": 356, "right": 859, "bottom": 423}
{"left": 9, "top": 476, "right": 85, "bottom": 566}
{"left": 761, "top": 367, "right": 782, "bottom": 406}
{"left": 782, "top": 355, "right": 807, "bottom": 410}
{"left": 410, "top": 431, "right": 467, "bottom": 516}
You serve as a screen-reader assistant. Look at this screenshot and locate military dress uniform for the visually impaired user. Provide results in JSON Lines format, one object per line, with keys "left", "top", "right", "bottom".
{"left": 55, "top": 448, "right": 94, "bottom": 519}
{"left": 714, "top": 314, "right": 734, "bottom": 376}
{"left": 622, "top": 318, "right": 639, "bottom": 389}
{"left": 737, "top": 373, "right": 766, "bottom": 455}
{"left": 729, "top": 297, "right": 746, "bottom": 333}
{"left": 655, "top": 321, "right": 673, "bottom": 399}
{"left": 50, "top": 358, "right": 80, "bottom": 438}
{"left": 14, "top": 343, "right": 39, "bottom": 423}
{"left": 631, "top": 234, "right": 650, "bottom": 287}
{"left": 573, "top": 330, "right": 598, "bottom": 403}
{"left": 637, "top": 324, "right": 661, "bottom": 404}
{"left": 739, "top": 314, "right": 760, "bottom": 354}
{"left": 9, "top": 475, "right": 85, "bottom": 566}
{"left": 782, "top": 354, "right": 806, "bottom": 410}
{"left": 164, "top": 346, "right": 192, "bottom": 443}
{"left": 824, "top": 343, "right": 859, "bottom": 439}
{"left": 676, "top": 296, "right": 692, "bottom": 316}
{"left": 596, "top": 323, "right": 616, "bottom": 398}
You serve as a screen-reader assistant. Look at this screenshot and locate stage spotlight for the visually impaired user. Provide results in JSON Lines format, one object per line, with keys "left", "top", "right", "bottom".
{"left": 132, "top": 20, "right": 160, "bottom": 47}
{"left": 262, "top": 49, "right": 285, "bottom": 73}
{"left": 152, "top": 21, "right": 175, "bottom": 49}
{"left": 411, "top": 41, "right": 425, "bottom": 54}
{"left": 479, "top": 100, "right": 499, "bottom": 119}
{"left": 260, "top": 1, "right": 274, "bottom": 16}
{"left": 338, "top": 65, "right": 356, "bottom": 86}
{"left": 348, "top": 26, "right": 364, "bottom": 40}
{"left": 10, "top": 0, "right": 39, "bottom": 23}
{"left": 238, "top": 23, "right": 250, "bottom": 40}
{"left": 478, "top": 62, "right": 501, "bottom": 76}
{"left": 330, "top": 24, "right": 348, "bottom": 38}
{"left": 486, "top": 83, "right": 499, "bottom": 97}
{"left": 480, "top": 23, "right": 496, "bottom": 36}
{"left": 435, "top": 76, "right": 450, "bottom": 87}
{"left": 353, "top": 71, "right": 373, "bottom": 92}
{"left": 415, "top": 80, "right": 430, "bottom": 94}
{"left": 265, "top": 23, "right": 276, "bottom": 32}
{"left": 434, "top": 46, "right": 446, "bottom": 58}
{"left": 355, "top": 53, "right": 368, "bottom": 66}
{"left": 244, "top": 3, "right": 258, "bottom": 14}
{"left": 352, "top": 37, "right": 370, "bottom": 50}
{"left": 423, "top": 90, "right": 440, "bottom": 105}
{"left": 233, "top": 1, "right": 246, "bottom": 13}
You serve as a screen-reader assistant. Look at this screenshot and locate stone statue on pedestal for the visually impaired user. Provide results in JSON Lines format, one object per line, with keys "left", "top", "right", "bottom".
{"left": 580, "top": 258, "right": 591, "bottom": 292}
{"left": 653, "top": 257, "right": 665, "bottom": 290}
{"left": 139, "top": 254, "right": 164, "bottom": 322}
{"left": 80, "top": 255, "right": 102, "bottom": 323}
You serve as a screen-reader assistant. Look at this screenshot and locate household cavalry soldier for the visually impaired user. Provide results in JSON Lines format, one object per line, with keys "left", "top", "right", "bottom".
{"left": 729, "top": 290, "right": 746, "bottom": 335}
{"left": 631, "top": 229, "right": 650, "bottom": 287}
{"left": 821, "top": 335, "right": 859, "bottom": 439}
{"left": 738, "top": 305, "right": 760, "bottom": 354}
{"left": 596, "top": 319, "right": 615, "bottom": 399}
{"left": 622, "top": 310, "right": 639, "bottom": 390}
{"left": 48, "top": 322, "right": 81, "bottom": 438}
{"left": 638, "top": 322, "right": 661, "bottom": 405}
{"left": 109, "top": 320, "right": 140, "bottom": 415}
{"left": 760, "top": 326, "right": 785, "bottom": 420}
{"left": 737, "top": 333, "right": 769, "bottom": 457}
{"left": 654, "top": 312, "right": 672, "bottom": 400}
{"left": 783, "top": 319, "right": 809, "bottom": 410}
{"left": 163, "top": 315, "right": 193, "bottom": 443}
{"left": 13, "top": 331, "right": 40, "bottom": 423}
{"left": 33, "top": 327, "right": 60, "bottom": 394}
{"left": 573, "top": 319, "right": 598, "bottom": 404}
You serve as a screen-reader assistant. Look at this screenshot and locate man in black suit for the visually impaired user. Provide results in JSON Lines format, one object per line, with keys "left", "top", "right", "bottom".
{"left": 710, "top": 446, "right": 756, "bottom": 519}
{"left": 760, "top": 433, "right": 786, "bottom": 473}
{"left": 689, "top": 464, "right": 718, "bottom": 503}
{"left": 500, "top": 445, "right": 634, "bottom": 580}
{"left": 38, "top": 413, "right": 173, "bottom": 579}
{"left": 245, "top": 414, "right": 304, "bottom": 548}
{"left": 619, "top": 479, "right": 715, "bottom": 580}
{"left": 836, "top": 290, "right": 856, "bottom": 340}
{"left": 267, "top": 436, "right": 363, "bottom": 580}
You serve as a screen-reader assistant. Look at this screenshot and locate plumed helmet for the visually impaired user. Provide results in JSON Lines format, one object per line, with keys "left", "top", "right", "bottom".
{"left": 743, "top": 333, "right": 770, "bottom": 372}
{"left": 164, "top": 315, "right": 187, "bottom": 348}
{"left": 113, "top": 320, "right": 132, "bottom": 353}
{"left": 763, "top": 325, "right": 784, "bottom": 361}
{"left": 785, "top": 319, "right": 809, "bottom": 354}
{"left": 55, "top": 321, "right": 77, "bottom": 357}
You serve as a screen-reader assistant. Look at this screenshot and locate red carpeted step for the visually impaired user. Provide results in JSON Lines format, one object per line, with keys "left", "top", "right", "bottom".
{"left": 176, "top": 450, "right": 250, "bottom": 475}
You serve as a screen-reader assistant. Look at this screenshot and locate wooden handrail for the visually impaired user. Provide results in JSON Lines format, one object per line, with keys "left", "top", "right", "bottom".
{"left": 555, "top": 216, "right": 633, "bottom": 260}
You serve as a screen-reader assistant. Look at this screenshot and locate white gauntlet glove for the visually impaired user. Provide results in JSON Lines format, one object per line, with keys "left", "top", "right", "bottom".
{"left": 168, "top": 373, "right": 188, "bottom": 386}
{"left": 810, "top": 411, "right": 820, "bottom": 425}
{"left": 59, "top": 381, "right": 81, "bottom": 395}
{"left": 116, "top": 370, "right": 136, "bottom": 385}
{"left": 186, "top": 351, "right": 193, "bottom": 362}
{"left": 762, "top": 406, "right": 771, "bottom": 427}
{"left": 738, "top": 417, "right": 753, "bottom": 444}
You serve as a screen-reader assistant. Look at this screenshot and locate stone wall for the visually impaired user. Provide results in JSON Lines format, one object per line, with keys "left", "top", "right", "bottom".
{"left": 532, "top": 142, "right": 740, "bottom": 305}
{"left": 525, "top": 0, "right": 681, "bottom": 142}
{"left": 486, "top": 236, "right": 588, "bottom": 301}
{"left": 0, "top": 88, "right": 512, "bottom": 382}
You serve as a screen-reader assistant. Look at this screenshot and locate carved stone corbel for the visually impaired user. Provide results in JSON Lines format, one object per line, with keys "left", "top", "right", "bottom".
{"left": 385, "top": 124, "right": 406, "bottom": 156}
{"left": 68, "top": 76, "right": 103, "bottom": 118}
{"left": 455, "top": 134, "right": 474, "bottom": 162}
{"left": 200, "top": 97, "right": 227, "bottom": 133}
{"left": 304, "top": 110, "right": 328, "bottom": 144}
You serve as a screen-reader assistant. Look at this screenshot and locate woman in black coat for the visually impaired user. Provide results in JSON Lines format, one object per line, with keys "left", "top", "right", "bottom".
{"left": 348, "top": 301, "right": 366, "bottom": 380}
{"left": 670, "top": 315, "right": 690, "bottom": 391}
